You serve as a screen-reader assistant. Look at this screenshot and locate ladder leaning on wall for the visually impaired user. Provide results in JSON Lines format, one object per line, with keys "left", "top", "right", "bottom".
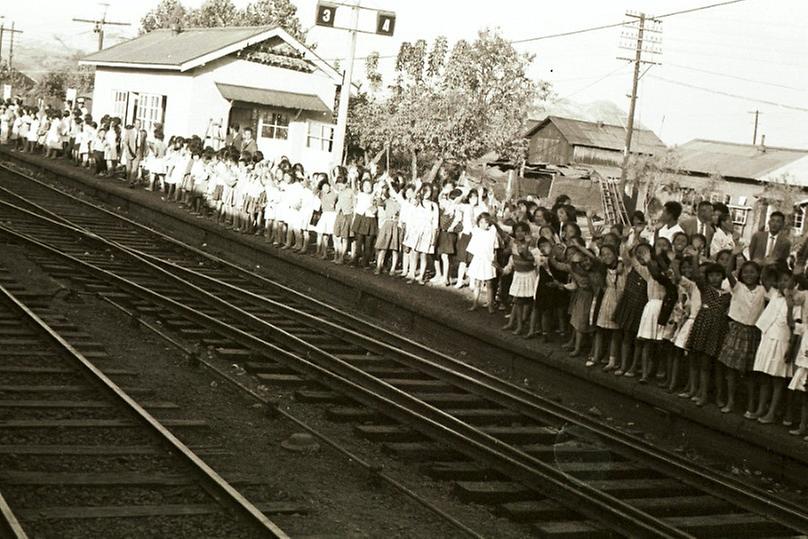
{"left": 599, "top": 177, "right": 631, "bottom": 226}
{"left": 203, "top": 118, "right": 226, "bottom": 150}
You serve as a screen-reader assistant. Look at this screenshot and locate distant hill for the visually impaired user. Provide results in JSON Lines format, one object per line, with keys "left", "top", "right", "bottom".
{"left": 9, "top": 31, "right": 132, "bottom": 82}
{"left": 530, "top": 98, "right": 650, "bottom": 131}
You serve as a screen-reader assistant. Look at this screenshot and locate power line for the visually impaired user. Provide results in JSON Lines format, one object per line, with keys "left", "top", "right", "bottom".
{"left": 321, "top": 0, "right": 750, "bottom": 62}
{"left": 511, "top": 0, "right": 749, "bottom": 44}
{"left": 662, "top": 46, "right": 808, "bottom": 69}
{"left": 664, "top": 62, "right": 807, "bottom": 92}
{"left": 648, "top": 75, "right": 808, "bottom": 112}
{"left": 558, "top": 64, "right": 629, "bottom": 100}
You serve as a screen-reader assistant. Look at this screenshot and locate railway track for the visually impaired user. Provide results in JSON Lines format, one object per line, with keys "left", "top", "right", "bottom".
{"left": 0, "top": 265, "right": 288, "bottom": 538}
{"left": 0, "top": 164, "right": 807, "bottom": 537}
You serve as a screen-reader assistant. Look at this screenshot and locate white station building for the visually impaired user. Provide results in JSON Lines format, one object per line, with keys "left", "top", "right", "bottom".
{"left": 80, "top": 25, "right": 342, "bottom": 170}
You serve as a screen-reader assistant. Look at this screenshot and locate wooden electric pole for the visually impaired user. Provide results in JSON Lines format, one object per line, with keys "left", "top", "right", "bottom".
{"left": 7, "top": 21, "right": 21, "bottom": 72}
{"left": 617, "top": 11, "right": 662, "bottom": 210}
{"left": 749, "top": 109, "right": 762, "bottom": 145}
{"left": 73, "top": 4, "right": 130, "bottom": 51}
{"left": 314, "top": 1, "right": 397, "bottom": 166}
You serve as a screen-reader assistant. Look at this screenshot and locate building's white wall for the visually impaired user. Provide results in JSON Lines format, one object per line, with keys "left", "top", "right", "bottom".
{"left": 192, "top": 57, "right": 337, "bottom": 118}
{"left": 90, "top": 68, "right": 194, "bottom": 138}
{"left": 192, "top": 57, "right": 337, "bottom": 168}
{"left": 89, "top": 54, "right": 339, "bottom": 168}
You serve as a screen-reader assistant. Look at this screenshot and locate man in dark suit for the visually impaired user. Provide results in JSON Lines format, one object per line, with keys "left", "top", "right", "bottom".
{"left": 681, "top": 200, "right": 716, "bottom": 255}
{"left": 124, "top": 120, "right": 145, "bottom": 186}
{"left": 239, "top": 127, "right": 258, "bottom": 155}
{"left": 748, "top": 211, "right": 791, "bottom": 268}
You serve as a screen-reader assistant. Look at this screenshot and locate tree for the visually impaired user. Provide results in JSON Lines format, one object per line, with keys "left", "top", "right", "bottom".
{"left": 139, "top": 0, "right": 306, "bottom": 43}
{"left": 33, "top": 66, "right": 95, "bottom": 102}
{"left": 348, "top": 29, "right": 539, "bottom": 181}
{"left": 185, "top": 0, "right": 240, "bottom": 27}
{"left": 624, "top": 149, "right": 682, "bottom": 217}
{"left": 241, "top": 0, "right": 306, "bottom": 42}
{"left": 140, "top": 0, "right": 186, "bottom": 34}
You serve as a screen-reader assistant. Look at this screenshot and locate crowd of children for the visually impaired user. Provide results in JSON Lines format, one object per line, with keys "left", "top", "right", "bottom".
{"left": 2, "top": 99, "right": 807, "bottom": 440}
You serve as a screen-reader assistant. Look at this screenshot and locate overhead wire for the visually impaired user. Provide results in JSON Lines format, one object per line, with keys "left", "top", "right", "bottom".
{"left": 557, "top": 64, "right": 631, "bottom": 100}
{"left": 511, "top": 0, "right": 750, "bottom": 44}
{"left": 320, "top": 0, "right": 752, "bottom": 62}
{"left": 664, "top": 63, "right": 807, "bottom": 92}
{"left": 648, "top": 75, "right": 808, "bottom": 112}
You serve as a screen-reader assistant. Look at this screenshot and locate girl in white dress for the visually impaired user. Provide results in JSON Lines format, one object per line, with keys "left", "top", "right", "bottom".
{"left": 25, "top": 113, "right": 39, "bottom": 153}
{"left": 672, "top": 258, "right": 701, "bottom": 398}
{"left": 394, "top": 183, "right": 416, "bottom": 278}
{"left": 45, "top": 115, "right": 62, "bottom": 158}
{"left": 297, "top": 178, "right": 320, "bottom": 253}
{"left": 315, "top": 177, "right": 338, "bottom": 259}
{"left": 752, "top": 270, "right": 795, "bottom": 424}
{"left": 0, "top": 106, "right": 9, "bottom": 144}
{"left": 282, "top": 175, "right": 304, "bottom": 250}
{"left": 166, "top": 139, "right": 191, "bottom": 201}
{"left": 466, "top": 212, "right": 499, "bottom": 313}
{"left": 104, "top": 124, "right": 120, "bottom": 176}
{"left": 501, "top": 221, "right": 540, "bottom": 335}
{"left": 787, "top": 279, "right": 808, "bottom": 438}
{"left": 407, "top": 184, "right": 439, "bottom": 284}
{"left": 78, "top": 121, "right": 94, "bottom": 167}
{"left": 263, "top": 170, "right": 282, "bottom": 242}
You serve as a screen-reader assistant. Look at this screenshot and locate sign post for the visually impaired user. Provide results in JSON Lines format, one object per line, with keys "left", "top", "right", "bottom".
{"left": 315, "top": 1, "right": 396, "bottom": 166}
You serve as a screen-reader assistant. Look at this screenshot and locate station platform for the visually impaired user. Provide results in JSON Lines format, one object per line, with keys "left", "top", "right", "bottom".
{"left": 2, "top": 146, "right": 806, "bottom": 482}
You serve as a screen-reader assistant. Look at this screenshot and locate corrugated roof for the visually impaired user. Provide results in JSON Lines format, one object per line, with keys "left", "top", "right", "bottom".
{"left": 527, "top": 116, "right": 666, "bottom": 155}
{"left": 677, "top": 139, "right": 808, "bottom": 179}
{"left": 83, "top": 26, "right": 276, "bottom": 67}
{"left": 216, "top": 83, "right": 330, "bottom": 112}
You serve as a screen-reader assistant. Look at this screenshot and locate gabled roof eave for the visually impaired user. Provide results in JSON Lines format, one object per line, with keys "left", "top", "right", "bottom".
{"left": 80, "top": 27, "right": 344, "bottom": 85}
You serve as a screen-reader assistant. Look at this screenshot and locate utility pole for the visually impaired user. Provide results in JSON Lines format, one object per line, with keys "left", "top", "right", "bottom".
{"left": 315, "top": 1, "right": 396, "bottom": 166}
{"left": 0, "top": 20, "right": 23, "bottom": 72}
{"left": 73, "top": 3, "right": 131, "bottom": 51}
{"left": 8, "top": 21, "right": 20, "bottom": 72}
{"left": 0, "top": 17, "right": 5, "bottom": 66}
{"left": 749, "top": 109, "right": 761, "bottom": 144}
{"left": 332, "top": 3, "right": 359, "bottom": 166}
{"left": 617, "top": 11, "right": 662, "bottom": 211}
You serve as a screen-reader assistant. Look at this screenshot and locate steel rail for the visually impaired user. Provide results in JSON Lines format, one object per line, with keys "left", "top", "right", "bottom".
{"left": 0, "top": 491, "right": 27, "bottom": 539}
{"left": 0, "top": 201, "right": 691, "bottom": 538}
{"left": 143, "top": 255, "right": 808, "bottom": 534}
{"left": 0, "top": 277, "right": 288, "bottom": 538}
{"left": 99, "top": 294, "right": 486, "bottom": 539}
{"left": 0, "top": 172, "right": 805, "bottom": 533}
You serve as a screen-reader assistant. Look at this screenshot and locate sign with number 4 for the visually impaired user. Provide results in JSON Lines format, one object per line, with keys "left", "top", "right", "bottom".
{"left": 376, "top": 11, "right": 396, "bottom": 36}
{"left": 316, "top": 1, "right": 337, "bottom": 28}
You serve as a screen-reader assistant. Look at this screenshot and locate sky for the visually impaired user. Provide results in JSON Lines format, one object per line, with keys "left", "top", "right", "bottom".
{"left": 4, "top": 0, "right": 808, "bottom": 148}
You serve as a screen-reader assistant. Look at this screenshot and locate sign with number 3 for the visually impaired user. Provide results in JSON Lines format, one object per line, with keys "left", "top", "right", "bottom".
{"left": 316, "top": 2, "right": 337, "bottom": 28}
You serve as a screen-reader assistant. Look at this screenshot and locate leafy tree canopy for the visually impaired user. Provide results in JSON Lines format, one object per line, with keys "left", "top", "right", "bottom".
{"left": 348, "top": 29, "right": 542, "bottom": 181}
{"left": 140, "top": 0, "right": 306, "bottom": 43}
{"left": 33, "top": 65, "right": 95, "bottom": 102}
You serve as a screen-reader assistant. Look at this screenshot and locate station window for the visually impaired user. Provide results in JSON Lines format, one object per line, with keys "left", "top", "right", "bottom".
{"left": 135, "top": 94, "right": 166, "bottom": 133}
{"left": 709, "top": 192, "right": 731, "bottom": 205}
{"left": 112, "top": 90, "right": 127, "bottom": 119}
{"left": 728, "top": 205, "right": 749, "bottom": 226}
{"left": 307, "top": 122, "right": 334, "bottom": 152}
{"left": 259, "top": 111, "right": 289, "bottom": 140}
{"left": 794, "top": 205, "right": 807, "bottom": 235}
